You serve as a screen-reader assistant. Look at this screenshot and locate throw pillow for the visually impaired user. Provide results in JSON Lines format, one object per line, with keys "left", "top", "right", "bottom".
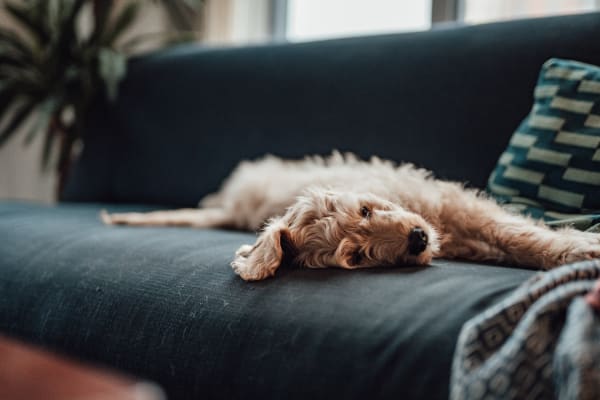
{"left": 487, "top": 58, "right": 600, "bottom": 230}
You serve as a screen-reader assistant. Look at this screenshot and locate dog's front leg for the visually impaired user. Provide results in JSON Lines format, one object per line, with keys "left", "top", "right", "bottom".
{"left": 231, "top": 217, "right": 295, "bottom": 281}
{"left": 440, "top": 238, "right": 508, "bottom": 264}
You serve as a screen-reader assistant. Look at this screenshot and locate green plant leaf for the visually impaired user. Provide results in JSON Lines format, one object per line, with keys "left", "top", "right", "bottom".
{"left": 154, "top": 0, "right": 204, "bottom": 30}
{"left": 23, "top": 97, "right": 58, "bottom": 145}
{"left": 45, "top": 0, "right": 63, "bottom": 39}
{"left": 0, "top": 27, "right": 35, "bottom": 62}
{"left": 119, "top": 30, "right": 194, "bottom": 53}
{"left": 163, "top": 31, "right": 196, "bottom": 46}
{"left": 0, "top": 82, "right": 17, "bottom": 116}
{"left": 54, "top": 0, "right": 86, "bottom": 60}
{"left": 0, "top": 65, "right": 43, "bottom": 94}
{"left": 90, "top": 0, "right": 114, "bottom": 45}
{"left": 0, "top": 99, "right": 38, "bottom": 146}
{"left": 5, "top": 1, "right": 50, "bottom": 44}
{"left": 63, "top": 0, "right": 87, "bottom": 34}
{"left": 183, "top": 0, "right": 205, "bottom": 8}
{"left": 0, "top": 46, "right": 25, "bottom": 68}
{"left": 98, "top": 48, "right": 126, "bottom": 101}
{"left": 118, "top": 32, "right": 152, "bottom": 52}
{"left": 102, "top": 2, "right": 140, "bottom": 45}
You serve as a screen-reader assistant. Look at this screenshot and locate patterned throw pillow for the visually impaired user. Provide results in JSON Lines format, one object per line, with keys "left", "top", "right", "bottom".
{"left": 487, "top": 58, "right": 600, "bottom": 231}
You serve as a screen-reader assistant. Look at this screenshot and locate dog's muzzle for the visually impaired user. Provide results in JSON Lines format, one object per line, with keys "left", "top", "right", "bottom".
{"left": 408, "top": 227, "right": 428, "bottom": 255}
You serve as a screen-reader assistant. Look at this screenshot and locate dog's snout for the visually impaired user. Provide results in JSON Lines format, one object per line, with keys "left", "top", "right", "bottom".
{"left": 408, "top": 227, "right": 428, "bottom": 255}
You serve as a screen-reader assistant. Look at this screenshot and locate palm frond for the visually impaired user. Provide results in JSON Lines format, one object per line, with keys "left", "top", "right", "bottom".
{"left": 23, "top": 97, "right": 59, "bottom": 145}
{"left": 98, "top": 48, "right": 126, "bottom": 101}
{"left": 0, "top": 27, "right": 35, "bottom": 62}
{"left": 153, "top": 0, "right": 204, "bottom": 30}
{"left": 62, "top": 0, "right": 87, "bottom": 35}
{"left": 0, "top": 47, "right": 26, "bottom": 69}
{"left": 54, "top": 0, "right": 86, "bottom": 58}
{"left": 0, "top": 99, "right": 38, "bottom": 146}
{"left": 89, "top": 0, "right": 114, "bottom": 45}
{"left": 102, "top": 2, "right": 140, "bottom": 45}
{"left": 0, "top": 82, "right": 17, "bottom": 114}
{"left": 0, "top": 65, "right": 43, "bottom": 94}
{"left": 4, "top": 1, "right": 50, "bottom": 44}
{"left": 118, "top": 30, "right": 195, "bottom": 53}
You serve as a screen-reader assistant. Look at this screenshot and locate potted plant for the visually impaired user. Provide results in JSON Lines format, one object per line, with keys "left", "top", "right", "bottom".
{"left": 0, "top": 0, "right": 203, "bottom": 196}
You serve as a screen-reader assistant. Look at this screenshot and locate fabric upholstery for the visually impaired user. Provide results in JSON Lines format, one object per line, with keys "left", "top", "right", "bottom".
{"left": 0, "top": 201, "right": 533, "bottom": 400}
{"left": 63, "top": 13, "right": 600, "bottom": 207}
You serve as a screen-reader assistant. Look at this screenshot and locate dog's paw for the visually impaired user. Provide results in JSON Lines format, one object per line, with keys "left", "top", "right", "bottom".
{"left": 545, "top": 236, "right": 600, "bottom": 268}
{"left": 231, "top": 256, "right": 274, "bottom": 281}
{"left": 563, "top": 246, "right": 600, "bottom": 265}
{"left": 100, "top": 210, "right": 113, "bottom": 225}
{"left": 231, "top": 244, "right": 276, "bottom": 281}
{"left": 235, "top": 244, "right": 254, "bottom": 257}
{"left": 532, "top": 233, "right": 600, "bottom": 269}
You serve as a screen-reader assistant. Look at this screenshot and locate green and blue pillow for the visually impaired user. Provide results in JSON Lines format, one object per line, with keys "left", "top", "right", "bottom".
{"left": 487, "top": 58, "right": 600, "bottom": 231}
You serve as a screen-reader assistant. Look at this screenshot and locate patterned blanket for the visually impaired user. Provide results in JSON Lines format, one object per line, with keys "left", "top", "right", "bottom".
{"left": 451, "top": 260, "right": 600, "bottom": 399}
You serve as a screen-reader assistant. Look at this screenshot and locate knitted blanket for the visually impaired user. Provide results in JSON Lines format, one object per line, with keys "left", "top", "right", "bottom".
{"left": 451, "top": 260, "right": 600, "bottom": 399}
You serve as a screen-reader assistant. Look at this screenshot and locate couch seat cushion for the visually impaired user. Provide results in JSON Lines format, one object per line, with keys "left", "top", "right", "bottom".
{"left": 0, "top": 201, "right": 535, "bottom": 400}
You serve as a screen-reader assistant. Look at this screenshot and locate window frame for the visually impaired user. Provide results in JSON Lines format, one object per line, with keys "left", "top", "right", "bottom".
{"left": 270, "top": 0, "right": 461, "bottom": 42}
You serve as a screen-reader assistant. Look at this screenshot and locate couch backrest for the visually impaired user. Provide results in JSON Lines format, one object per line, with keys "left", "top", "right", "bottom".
{"left": 63, "top": 12, "right": 600, "bottom": 206}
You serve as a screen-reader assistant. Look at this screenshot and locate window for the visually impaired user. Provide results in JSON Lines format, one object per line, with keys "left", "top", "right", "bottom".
{"left": 462, "top": 0, "right": 599, "bottom": 24}
{"left": 279, "top": 0, "right": 600, "bottom": 43}
{"left": 285, "top": 0, "right": 432, "bottom": 42}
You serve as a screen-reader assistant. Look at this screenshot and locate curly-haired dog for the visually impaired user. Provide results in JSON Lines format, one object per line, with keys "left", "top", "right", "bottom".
{"left": 102, "top": 152, "right": 600, "bottom": 281}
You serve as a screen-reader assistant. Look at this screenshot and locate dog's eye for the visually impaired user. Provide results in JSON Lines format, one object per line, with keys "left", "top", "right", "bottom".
{"left": 360, "top": 206, "right": 371, "bottom": 218}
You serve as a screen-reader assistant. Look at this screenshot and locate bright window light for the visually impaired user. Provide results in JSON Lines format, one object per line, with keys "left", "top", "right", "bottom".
{"left": 463, "top": 0, "right": 598, "bottom": 24}
{"left": 286, "top": 0, "right": 432, "bottom": 42}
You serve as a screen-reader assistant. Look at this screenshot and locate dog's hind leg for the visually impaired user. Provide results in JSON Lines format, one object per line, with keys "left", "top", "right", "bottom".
{"left": 564, "top": 229, "right": 600, "bottom": 243}
{"left": 101, "top": 208, "right": 233, "bottom": 228}
{"left": 444, "top": 205, "right": 600, "bottom": 269}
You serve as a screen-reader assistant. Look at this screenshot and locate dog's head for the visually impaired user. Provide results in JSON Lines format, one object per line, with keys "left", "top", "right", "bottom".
{"left": 231, "top": 189, "right": 440, "bottom": 280}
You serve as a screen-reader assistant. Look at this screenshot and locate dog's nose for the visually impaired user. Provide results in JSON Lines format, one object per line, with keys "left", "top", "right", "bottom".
{"left": 408, "top": 227, "right": 428, "bottom": 255}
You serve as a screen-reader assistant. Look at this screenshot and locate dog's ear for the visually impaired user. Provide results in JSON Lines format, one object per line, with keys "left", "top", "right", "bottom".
{"left": 231, "top": 218, "right": 295, "bottom": 281}
{"left": 335, "top": 238, "right": 364, "bottom": 269}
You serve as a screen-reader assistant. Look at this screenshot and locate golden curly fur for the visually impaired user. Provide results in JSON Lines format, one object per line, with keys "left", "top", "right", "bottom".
{"left": 102, "top": 152, "right": 600, "bottom": 281}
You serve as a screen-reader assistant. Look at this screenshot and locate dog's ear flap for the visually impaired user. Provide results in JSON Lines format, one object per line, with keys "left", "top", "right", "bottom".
{"left": 335, "top": 238, "right": 363, "bottom": 269}
{"left": 231, "top": 218, "right": 295, "bottom": 281}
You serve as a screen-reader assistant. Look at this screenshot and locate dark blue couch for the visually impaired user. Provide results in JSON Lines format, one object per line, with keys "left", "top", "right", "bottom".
{"left": 2, "top": 13, "right": 600, "bottom": 400}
